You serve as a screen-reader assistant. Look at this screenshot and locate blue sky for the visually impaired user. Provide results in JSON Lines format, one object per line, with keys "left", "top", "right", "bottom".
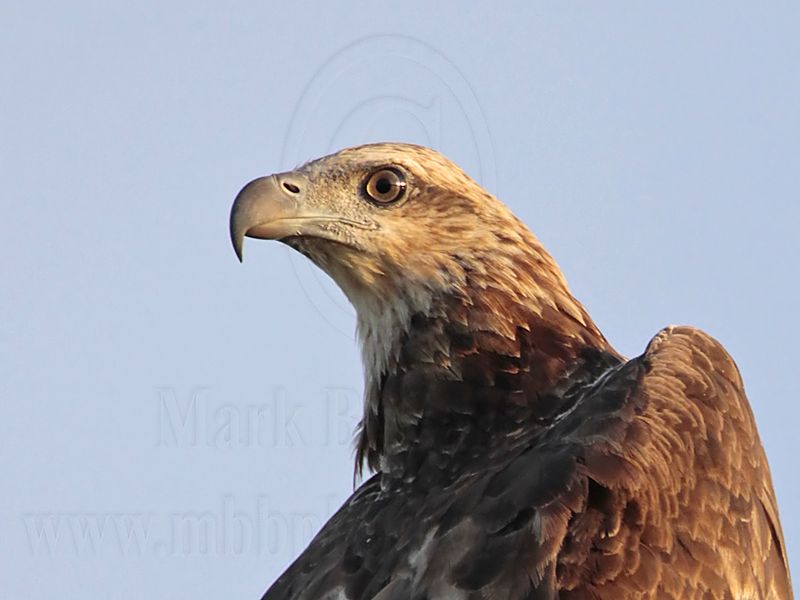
{"left": 1, "top": 2, "right": 798, "bottom": 597}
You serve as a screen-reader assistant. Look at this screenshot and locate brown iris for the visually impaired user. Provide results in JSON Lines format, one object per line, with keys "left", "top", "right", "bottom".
{"left": 364, "top": 168, "right": 406, "bottom": 205}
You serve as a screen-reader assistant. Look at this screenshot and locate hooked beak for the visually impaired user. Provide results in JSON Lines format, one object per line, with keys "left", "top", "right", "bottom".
{"left": 229, "top": 173, "right": 307, "bottom": 262}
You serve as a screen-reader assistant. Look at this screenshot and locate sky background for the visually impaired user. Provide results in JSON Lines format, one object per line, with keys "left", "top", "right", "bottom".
{"left": 1, "top": 2, "right": 798, "bottom": 598}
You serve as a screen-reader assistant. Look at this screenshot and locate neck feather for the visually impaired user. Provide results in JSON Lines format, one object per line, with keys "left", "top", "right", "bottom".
{"left": 352, "top": 257, "right": 617, "bottom": 478}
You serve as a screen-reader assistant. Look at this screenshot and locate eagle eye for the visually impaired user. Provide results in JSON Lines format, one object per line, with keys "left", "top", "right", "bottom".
{"left": 364, "top": 168, "right": 406, "bottom": 205}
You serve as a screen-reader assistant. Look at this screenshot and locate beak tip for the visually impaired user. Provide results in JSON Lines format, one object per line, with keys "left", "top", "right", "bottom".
{"left": 230, "top": 215, "right": 245, "bottom": 263}
{"left": 231, "top": 230, "right": 244, "bottom": 263}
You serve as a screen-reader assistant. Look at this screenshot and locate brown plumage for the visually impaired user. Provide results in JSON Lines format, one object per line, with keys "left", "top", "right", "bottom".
{"left": 230, "top": 143, "right": 793, "bottom": 599}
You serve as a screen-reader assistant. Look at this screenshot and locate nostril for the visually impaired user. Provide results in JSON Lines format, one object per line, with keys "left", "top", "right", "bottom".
{"left": 282, "top": 181, "right": 300, "bottom": 194}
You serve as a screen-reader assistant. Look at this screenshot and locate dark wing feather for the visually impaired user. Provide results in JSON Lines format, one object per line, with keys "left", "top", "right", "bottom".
{"left": 262, "top": 326, "right": 792, "bottom": 599}
{"left": 553, "top": 325, "right": 793, "bottom": 599}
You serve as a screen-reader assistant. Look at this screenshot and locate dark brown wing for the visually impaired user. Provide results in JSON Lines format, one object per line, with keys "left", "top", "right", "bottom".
{"left": 425, "top": 326, "right": 793, "bottom": 598}
{"left": 554, "top": 325, "right": 793, "bottom": 599}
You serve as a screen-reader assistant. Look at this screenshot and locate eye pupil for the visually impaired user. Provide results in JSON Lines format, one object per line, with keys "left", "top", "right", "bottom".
{"left": 375, "top": 178, "right": 392, "bottom": 195}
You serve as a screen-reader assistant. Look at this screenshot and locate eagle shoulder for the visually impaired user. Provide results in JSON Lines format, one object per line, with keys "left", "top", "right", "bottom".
{"left": 555, "top": 324, "right": 792, "bottom": 598}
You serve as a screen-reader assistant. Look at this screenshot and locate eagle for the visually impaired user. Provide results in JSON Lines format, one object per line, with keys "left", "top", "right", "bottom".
{"left": 230, "top": 143, "right": 793, "bottom": 599}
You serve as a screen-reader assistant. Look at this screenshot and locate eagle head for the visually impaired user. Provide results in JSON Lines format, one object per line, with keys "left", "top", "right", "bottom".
{"left": 231, "top": 144, "right": 579, "bottom": 333}
{"left": 232, "top": 143, "right": 537, "bottom": 305}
